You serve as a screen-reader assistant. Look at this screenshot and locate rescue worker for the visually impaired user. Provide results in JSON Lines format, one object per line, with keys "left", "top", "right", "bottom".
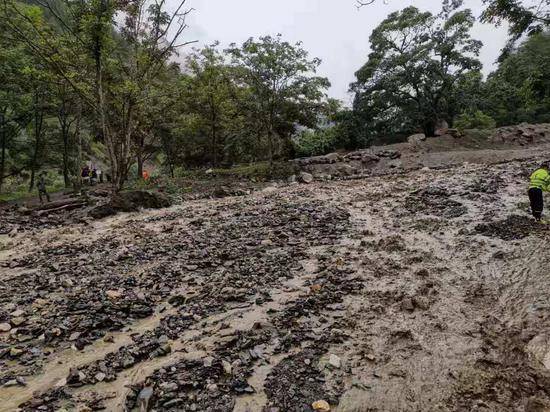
{"left": 37, "top": 171, "right": 51, "bottom": 204}
{"left": 528, "top": 163, "right": 550, "bottom": 223}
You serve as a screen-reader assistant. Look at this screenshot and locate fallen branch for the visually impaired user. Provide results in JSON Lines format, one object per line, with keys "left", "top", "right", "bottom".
{"left": 34, "top": 198, "right": 87, "bottom": 212}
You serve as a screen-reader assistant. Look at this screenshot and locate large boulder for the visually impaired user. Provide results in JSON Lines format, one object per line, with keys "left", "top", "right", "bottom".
{"left": 299, "top": 172, "right": 314, "bottom": 184}
{"left": 490, "top": 123, "right": 550, "bottom": 145}
{"left": 90, "top": 190, "right": 170, "bottom": 219}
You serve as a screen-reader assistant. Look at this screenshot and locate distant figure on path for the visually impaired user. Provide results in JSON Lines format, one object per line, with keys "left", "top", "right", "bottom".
{"left": 91, "top": 168, "right": 98, "bottom": 185}
{"left": 37, "top": 171, "right": 51, "bottom": 204}
{"left": 82, "top": 165, "right": 90, "bottom": 186}
{"left": 528, "top": 162, "right": 550, "bottom": 223}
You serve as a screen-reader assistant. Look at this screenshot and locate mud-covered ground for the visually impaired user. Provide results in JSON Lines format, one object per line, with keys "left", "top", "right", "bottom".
{"left": 1, "top": 156, "right": 550, "bottom": 412}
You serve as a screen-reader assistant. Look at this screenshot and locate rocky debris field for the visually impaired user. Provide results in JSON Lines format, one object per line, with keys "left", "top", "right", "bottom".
{"left": 291, "top": 123, "right": 550, "bottom": 182}
{"left": 1, "top": 154, "right": 550, "bottom": 412}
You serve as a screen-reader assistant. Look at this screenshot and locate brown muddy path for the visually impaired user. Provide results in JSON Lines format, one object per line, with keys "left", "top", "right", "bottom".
{"left": 1, "top": 158, "right": 550, "bottom": 412}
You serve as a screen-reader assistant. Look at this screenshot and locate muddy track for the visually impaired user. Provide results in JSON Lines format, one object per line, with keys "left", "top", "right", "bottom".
{"left": 1, "top": 157, "right": 550, "bottom": 411}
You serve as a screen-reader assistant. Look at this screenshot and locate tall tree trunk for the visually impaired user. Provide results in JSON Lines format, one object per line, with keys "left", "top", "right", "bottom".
{"left": 0, "top": 111, "right": 5, "bottom": 194}
{"left": 73, "top": 103, "right": 82, "bottom": 193}
{"left": 29, "top": 95, "right": 45, "bottom": 192}
{"left": 112, "top": 101, "right": 134, "bottom": 191}
{"left": 211, "top": 121, "right": 217, "bottom": 167}
{"left": 267, "top": 127, "right": 274, "bottom": 168}
{"left": 267, "top": 105, "right": 275, "bottom": 168}
{"left": 0, "top": 119, "right": 7, "bottom": 193}
{"left": 137, "top": 150, "right": 143, "bottom": 179}
{"left": 62, "top": 127, "right": 70, "bottom": 187}
{"left": 59, "top": 105, "right": 71, "bottom": 188}
{"left": 209, "top": 96, "right": 218, "bottom": 167}
{"left": 423, "top": 119, "right": 436, "bottom": 138}
{"left": 94, "top": 0, "right": 118, "bottom": 191}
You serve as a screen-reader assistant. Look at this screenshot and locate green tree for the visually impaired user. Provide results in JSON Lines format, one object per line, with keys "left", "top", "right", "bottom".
{"left": 455, "top": 110, "right": 496, "bottom": 131}
{"left": 2, "top": 0, "right": 195, "bottom": 190}
{"left": 0, "top": 1, "right": 37, "bottom": 193}
{"left": 181, "top": 44, "right": 239, "bottom": 167}
{"left": 351, "top": 2, "right": 482, "bottom": 138}
{"left": 481, "top": 0, "right": 550, "bottom": 53}
{"left": 483, "top": 32, "right": 550, "bottom": 125}
{"left": 226, "top": 35, "right": 330, "bottom": 165}
{"left": 357, "top": 0, "right": 549, "bottom": 56}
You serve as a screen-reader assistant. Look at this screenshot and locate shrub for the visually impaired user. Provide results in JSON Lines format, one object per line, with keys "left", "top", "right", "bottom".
{"left": 455, "top": 110, "right": 496, "bottom": 131}
{"left": 293, "top": 127, "right": 339, "bottom": 157}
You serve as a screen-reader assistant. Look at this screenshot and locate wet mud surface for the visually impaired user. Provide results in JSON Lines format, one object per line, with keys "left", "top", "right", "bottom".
{"left": 1, "top": 157, "right": 550, "bottom": 411}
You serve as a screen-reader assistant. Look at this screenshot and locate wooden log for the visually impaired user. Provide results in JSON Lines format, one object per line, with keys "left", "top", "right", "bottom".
{"left": 34, "top": 198, "right": 87, "bottom": 212}
{"left": 36, "top": 202, "right": 87, "bottom": 216}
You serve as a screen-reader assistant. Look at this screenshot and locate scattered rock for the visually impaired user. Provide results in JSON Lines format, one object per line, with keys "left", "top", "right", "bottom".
{"left": 10, "top": 309, "right": 25, "bottom": 317}
{"left": 10, "top": 347, "right": 24, "bottom": 357}
{"left": 312, "top": 400, "right": 331, "bottom": 411}
{"left": 69, "top": 332, "right": 81, "bottom": 341}
{"left": 475, "top": 215, "right": 544, "bottom": 241}
{"left": 106, "top": 290, "right": 123, "bottom": 299}
{"left": 328, "top": 354, "right": 342, "bottom": 369}
{"left": 401, "top": 297, "right": 415, "bottom": 312}
{"left": 0, "top": 323, "right": 12, "bottom": 332}
{"left": 94, "top": 372, "right": 106, "bottom": 382}
{"left": 299, "top": 172, "right": 314, "bottom": 184}
{"left": 137, "top": 386, "right": 154, "bottom": 411}
{"left": 222, "top": 360, "right": 232, "bottom": 375}
{"left": 408, "top": 133, "right": 427, "bottom": 144}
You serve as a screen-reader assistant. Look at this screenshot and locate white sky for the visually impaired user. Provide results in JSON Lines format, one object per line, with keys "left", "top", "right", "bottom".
{"left": 179, "top": 0, "right": 509, "bottom": 104}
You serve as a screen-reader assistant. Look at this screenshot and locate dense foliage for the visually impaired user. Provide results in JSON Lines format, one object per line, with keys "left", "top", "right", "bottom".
{"left": 0, "top": 0, "right": 549, "bottom": 195}
{"left": 351, "top": 2, "right": 482, "bottom": 139}
{"left": 482, "top": 32, "right": 550, "bottom": 125}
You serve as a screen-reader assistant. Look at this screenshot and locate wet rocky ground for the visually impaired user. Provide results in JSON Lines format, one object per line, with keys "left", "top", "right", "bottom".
{"left": 1, "top": 156, "right": 550, "bottom": 412}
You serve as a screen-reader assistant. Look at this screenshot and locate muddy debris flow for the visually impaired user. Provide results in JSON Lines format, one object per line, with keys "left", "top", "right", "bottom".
{"left": 1, "top": 157, "right": 550, "bottom": 411}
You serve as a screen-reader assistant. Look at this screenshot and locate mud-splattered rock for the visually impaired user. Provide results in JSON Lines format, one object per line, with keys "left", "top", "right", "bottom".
{"left": 475, "top": 215, "right": 544, "bottom": 240}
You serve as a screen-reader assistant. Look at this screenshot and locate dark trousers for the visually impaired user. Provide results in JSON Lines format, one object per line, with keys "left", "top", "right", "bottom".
{"left": 529, "top": 187, "right": 543, "bottom": 220}
{"left": 38, "top": 189, "right": 51, "bottom": 204}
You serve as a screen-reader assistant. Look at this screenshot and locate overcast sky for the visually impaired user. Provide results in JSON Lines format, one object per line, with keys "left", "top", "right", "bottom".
{"left": 179, "top": 0, "right": 509, "bottom": 104}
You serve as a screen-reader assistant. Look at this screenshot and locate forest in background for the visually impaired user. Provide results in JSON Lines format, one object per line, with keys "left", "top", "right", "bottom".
{"left": 0, "top": 0, "right": 549, "bottom": 197}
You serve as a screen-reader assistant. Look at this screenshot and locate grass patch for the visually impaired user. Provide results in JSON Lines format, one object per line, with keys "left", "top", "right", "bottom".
{"left": 211, "top": 161, "right": 297, "bottom": 181}
{"left": 0, "top": 171, "right": 66, "bottom": 203}
{"left": 211, "top": 162, "right": 271, "bottom": 180}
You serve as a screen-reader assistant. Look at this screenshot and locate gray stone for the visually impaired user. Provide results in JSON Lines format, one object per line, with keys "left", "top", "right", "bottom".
{"left": 299, "top": 172, "right": 314, "bottom": 184}
{"left": 10, "top": 309, "right": 24, "bottom": 317}
{"left": 138, "top": 386, "right": 154, "bottom": 410}
{"left": 163, "top": 398, "right": 184, "bottom": 408}
{"left": 222, "top": 360, "right": 232, "bottom": 375}
{"left": 328, "top": 354, "right": 342, "bottom": 369}
{"left": 95, "top": 372, "right": 106, "bottom": 382}
{"left": 401, "top": 297, "right": 415, "bottom": 312}
{"left": 160, "top": 382, "right": 178, "bottom": 392}
{"left": 408, "top": 133, "right": 427, "bottom": 144}
{"left": 0, "top": 323, "right": 11, "bottom": 333}
{"left": 69, "top": 332, "right": 80, "bottom": 341}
